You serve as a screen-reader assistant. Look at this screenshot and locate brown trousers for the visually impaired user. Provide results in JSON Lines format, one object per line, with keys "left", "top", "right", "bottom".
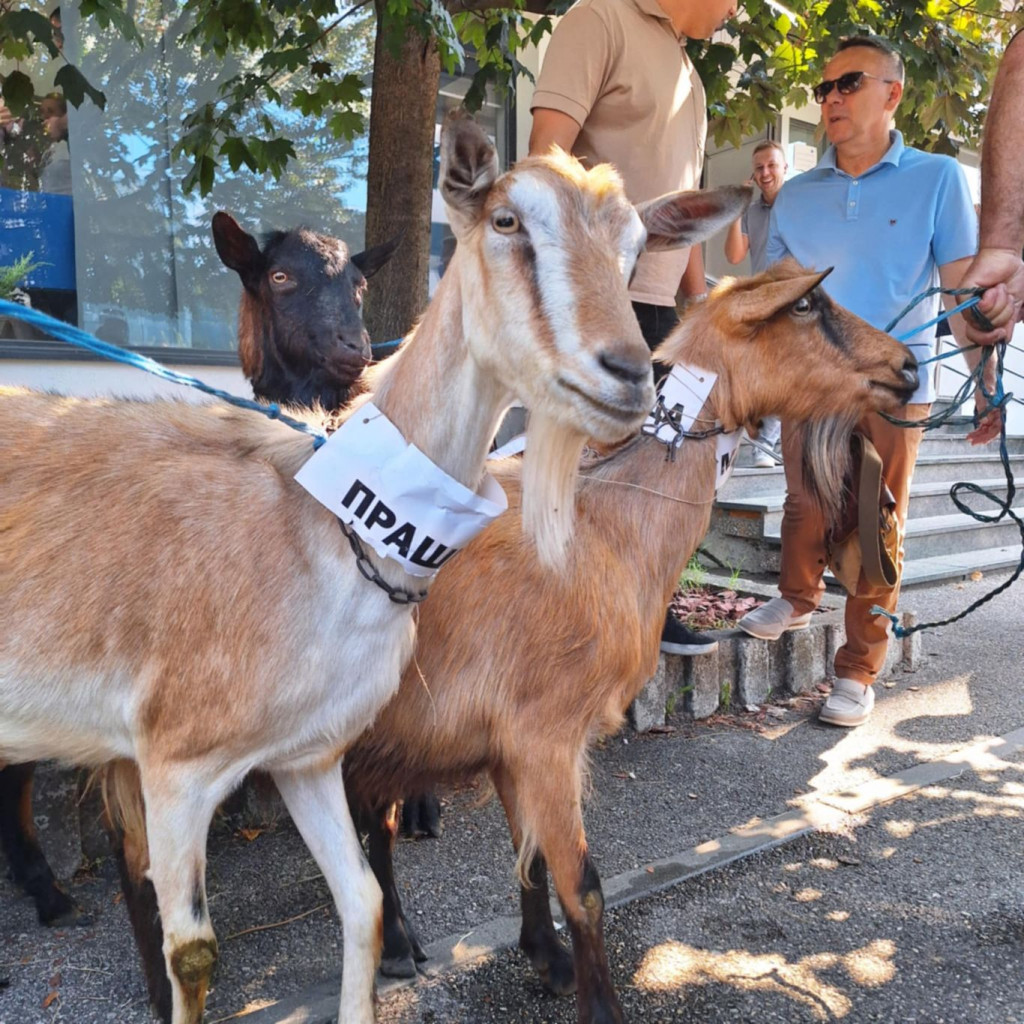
{"left": 779, "top": 405, "right": 930, "bottom": 685}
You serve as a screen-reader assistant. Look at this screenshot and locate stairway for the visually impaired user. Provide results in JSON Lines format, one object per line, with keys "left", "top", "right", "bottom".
{"left": 705, "top": 406, "right": 1024, "bottom": 588}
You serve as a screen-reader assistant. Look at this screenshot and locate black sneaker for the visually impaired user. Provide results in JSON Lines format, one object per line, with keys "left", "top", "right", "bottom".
{"left": 660, "top": 610, "right": 718, "bottom": 655}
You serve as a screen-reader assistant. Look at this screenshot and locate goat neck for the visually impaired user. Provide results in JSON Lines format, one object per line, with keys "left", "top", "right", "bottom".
{"left": 366, "top": 256, "right": 512, "bottom": 495}
{"left": 580, "top": 401, "right": 720, "bottom": 611}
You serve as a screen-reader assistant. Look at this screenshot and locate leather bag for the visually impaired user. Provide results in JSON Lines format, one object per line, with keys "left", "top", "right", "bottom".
{"left": 826, "top": 432, "right": 900, "bottom": 595}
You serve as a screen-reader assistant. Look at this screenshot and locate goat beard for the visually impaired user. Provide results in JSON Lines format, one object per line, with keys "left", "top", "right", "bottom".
{"left": 801, "top": 411, "right": 859, "bottom": 532}
{"left": 520, "top": 412, "right": 587, "bottom": 568}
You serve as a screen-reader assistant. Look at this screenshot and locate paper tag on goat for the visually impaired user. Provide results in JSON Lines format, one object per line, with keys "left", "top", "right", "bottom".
{"left": 295, "top": 403, "right": 508, "bottom": 578}
{"left": 644, "top": 363, "right": 718, "bottom": 447}
{"left": 715, "top": 431, "right": 742, "bottom": 493}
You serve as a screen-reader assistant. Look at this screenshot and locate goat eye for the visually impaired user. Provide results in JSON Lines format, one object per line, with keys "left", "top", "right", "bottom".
{"left": 269, "top": 270, "right": 289, "bottom": 285}
{"left": 792, "top": 296, "right": 813, "bottom": 315}
{"left": 491, "top": 210, "right": 520, "bottom": 235}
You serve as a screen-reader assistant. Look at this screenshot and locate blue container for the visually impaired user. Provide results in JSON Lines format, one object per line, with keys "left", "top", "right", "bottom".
{"left": 0, "top": 186, "right": 77, "bottom": 291}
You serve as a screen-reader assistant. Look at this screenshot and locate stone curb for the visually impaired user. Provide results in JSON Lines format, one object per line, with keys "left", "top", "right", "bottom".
{"left": 629, "top": 576, "right": 920, "bottom": 732}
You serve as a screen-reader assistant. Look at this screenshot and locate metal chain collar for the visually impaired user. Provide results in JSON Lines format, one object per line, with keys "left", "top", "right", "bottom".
{"left": 337, "top": 519, "right": 428, "bottom": 605}
{"left": 641, "top": 395, "right": 726, "bottom": 462}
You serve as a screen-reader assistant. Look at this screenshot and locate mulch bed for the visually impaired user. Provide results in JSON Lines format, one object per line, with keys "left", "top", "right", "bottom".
{"left": 669, "top": 585, "right": 764, "bottom": 631}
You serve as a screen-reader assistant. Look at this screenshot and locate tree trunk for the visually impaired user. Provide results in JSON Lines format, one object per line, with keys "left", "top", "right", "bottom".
{"left": 364, "top": 1, "right": 441, "bottom": 345}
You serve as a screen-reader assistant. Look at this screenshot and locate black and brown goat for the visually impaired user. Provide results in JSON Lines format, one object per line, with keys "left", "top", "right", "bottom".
{"left": 213, "top": 211, "right": 400, "bottom": 413}
{"left": 340, "top": 262, "right": 920, "bottom": 1023}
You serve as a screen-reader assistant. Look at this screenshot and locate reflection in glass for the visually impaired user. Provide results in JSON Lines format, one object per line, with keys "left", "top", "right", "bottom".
{"left": 2, "top": 1, "right": 510, "bottom": 354}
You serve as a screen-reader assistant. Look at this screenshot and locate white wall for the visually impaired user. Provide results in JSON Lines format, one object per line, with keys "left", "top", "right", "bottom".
{"left": 0, "top": 360, "right": 248, "bottom": 401}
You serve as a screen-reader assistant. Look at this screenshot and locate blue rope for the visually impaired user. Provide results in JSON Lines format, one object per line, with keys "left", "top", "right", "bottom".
{"left": 0, "top": 298, "right": 328, "bottom": 448}
{"left": 372, "top": 338, "right": 402, "bottom": 358}
{"left": 866, "top": 286, "right": 1021, "bottom": 637}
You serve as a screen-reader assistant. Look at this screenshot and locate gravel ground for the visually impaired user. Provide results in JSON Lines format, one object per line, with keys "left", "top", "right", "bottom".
{"left": 378, "top": 749, "right": 1024, "bottom": 1023}
{"left": 1, "top": 570, "right": 1022, "bottom": 1023}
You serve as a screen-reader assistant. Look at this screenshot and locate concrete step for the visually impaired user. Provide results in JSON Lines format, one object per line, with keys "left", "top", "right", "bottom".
{"left": 720, "top": 448, "right": 1024, "bottom": 499}
{"left": 916, "top": 433, "right": 1024, "bottom": 456}
{"left": 760, "top": 506, "right": 1024, "bottom": 561}
{"left": 897, "top": 545, "right": 1023, "bottom": 587}
{"left": 715, "top": 478, "right": 1013, "bottom": 538}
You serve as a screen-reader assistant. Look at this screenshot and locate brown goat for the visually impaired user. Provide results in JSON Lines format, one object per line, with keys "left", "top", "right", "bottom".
{"left": 1, "top": 116, "right": 749, "bottom": 1024}
{"left": 341, "top": 261, "right": 920, "bottom": 1024}
{"left": 0, "top": 217, "right": 396, "bottom": 940}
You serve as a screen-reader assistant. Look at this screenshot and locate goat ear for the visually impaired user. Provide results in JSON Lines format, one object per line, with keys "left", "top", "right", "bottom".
{"left": 351, "top": 229, "right": 404, "bottom": 280}
{"left": 439, "top": 111, "right": 499, "bottom": 238}
{"left": 212, "top": 212, "right": 263, "bottom": 288}
{"left": 732, "top": 267, "right": 833, "bottom": 324}
{"left": 637, "top": 185, "right": 754, "bottom": 252}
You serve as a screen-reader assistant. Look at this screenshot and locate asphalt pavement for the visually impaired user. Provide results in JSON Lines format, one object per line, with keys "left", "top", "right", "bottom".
{"left": 1, "top": 569, "right": 1022, "bottom": 1024}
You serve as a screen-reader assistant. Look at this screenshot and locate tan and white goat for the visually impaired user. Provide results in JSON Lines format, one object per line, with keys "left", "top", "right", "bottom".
{"left": 339, "top": 262, "right": 921, "bottom": 1024}
{"left": 0, "top": 114, "right": 747, "bottom": 1024}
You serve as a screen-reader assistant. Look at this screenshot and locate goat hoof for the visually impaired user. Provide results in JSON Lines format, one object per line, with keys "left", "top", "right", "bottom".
{"left": 581, "top": 999, "right": 625, "bottom": 1024}
{"left": 46, "top": 905, "right": 94, "bottom": 929}
{"left": 37, "top": 887, "right": 91, "bottom": 928}
{"left": 379, "top": 954, "right": 419, "bottom": 980}
{"left": 522, "top": 938, "right": 576, "bottom": 996}
{"left": 400, "top": 794, "right": 443, "bottom": 840}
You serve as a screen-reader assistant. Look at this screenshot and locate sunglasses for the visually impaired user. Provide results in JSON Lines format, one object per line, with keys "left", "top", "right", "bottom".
{"left": 812, "top": 71, "right": 897, "bottom": 104}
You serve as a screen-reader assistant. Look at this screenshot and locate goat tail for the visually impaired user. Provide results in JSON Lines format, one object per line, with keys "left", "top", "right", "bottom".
{"left": 801, "top": 412, "right": 858, "bottom": 531}
{"left": 520, "top": 412, "right": 586, "bottom": 568}
{"left": 96, "top": 760, "right": 150, "bottom": 883}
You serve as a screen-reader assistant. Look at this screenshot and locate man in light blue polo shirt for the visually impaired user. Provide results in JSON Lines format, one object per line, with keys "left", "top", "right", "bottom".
{"left": 739, "top": 35, "right": 995, "bottom": 727}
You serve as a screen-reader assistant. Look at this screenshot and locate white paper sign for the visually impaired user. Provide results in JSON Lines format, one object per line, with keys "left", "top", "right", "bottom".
{"left": 295, "top": 403, "right": 508, "bottom": 578}
{"left": 644, "top": 363, "right": 719, "bottom": 448}
{"left": 715, "top": 430, "right": 742, "bottom": 493}
{"left": 488, "top": 433, "right": 526, "bottom": 460}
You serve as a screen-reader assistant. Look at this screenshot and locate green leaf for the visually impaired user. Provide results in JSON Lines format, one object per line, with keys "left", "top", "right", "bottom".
{"left": 54, "top": 64, "right": 107, "bottom": 111}
{"left": 1, "top": 9, "right": 59, "bottom": 56}
{"left": 328, "top": 109, "right": 363, "bottom": 139}
{"left": 1, "top": 70, "right": 35, "bottom": 116}
{"left": 220, "top": 136, "right": 257, "bottom": 173}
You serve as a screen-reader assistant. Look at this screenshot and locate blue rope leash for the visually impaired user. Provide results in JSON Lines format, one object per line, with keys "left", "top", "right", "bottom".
{"left": 0, "top": 298, "right": 329, "bottom": 448}
{"left": 868, "top": 287, "right": 1021, "bottom": 638}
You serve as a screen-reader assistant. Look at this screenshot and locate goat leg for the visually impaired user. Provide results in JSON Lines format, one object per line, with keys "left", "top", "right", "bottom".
{"left": 0, "top": 762, "right": 87, "bottom": 927}
{"left": 366, "top": 802, "right": 427, "bottom": 978}
{"left": 141, "top": 761, "right": 231, "bottom": 1024}
{"left": 518, "top": 851, "right": 576, "bottom": 996}
{"left": 561, "top": 852, "right": 623, "bottom": 1024}
{"left": 108, "top": 818, "right": 173, "bottom": 1024}
{"left": 273, "top": 761, "right": 381, "bottom": 1024}
{"left": 495, "top": 761, "right": 623, "bottom": 1024}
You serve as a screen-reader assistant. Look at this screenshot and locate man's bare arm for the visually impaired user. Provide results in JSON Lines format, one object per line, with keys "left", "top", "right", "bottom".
{"left": 529, "top": 108, "right": 582, "bottom": 157}
{"left": 679, "top": 245, "right": 706, "bottom": 299}
{"left": 960, "top": 33, "right": 1024, "bottom": 342}
{"left": 940, "top": 257, "right": 1002, "bottom": 444}
{"left": 723, "top": 218, "right": 749, "bottom": 265}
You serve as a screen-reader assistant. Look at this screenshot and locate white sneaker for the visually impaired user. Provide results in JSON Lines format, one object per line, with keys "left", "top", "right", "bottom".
{"left": 738, "top": 597, "right": 813, "bottom": 641}
{"left": 752, "top": 449, "right": 776, "bottom": 468}
{"left": 819, "top": 678, "right": 875, "bottom": 727}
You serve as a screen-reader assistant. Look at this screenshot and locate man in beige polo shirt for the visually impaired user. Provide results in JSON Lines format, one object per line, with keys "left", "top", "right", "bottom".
{"left": 530, "top": 0, "right": 739, "bottom": 658}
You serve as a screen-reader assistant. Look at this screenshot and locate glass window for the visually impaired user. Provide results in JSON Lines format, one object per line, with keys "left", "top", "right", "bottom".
{"left": 429, "top": 68, "right": 511, "bottom": 295}
{"left": 788, "top": 117, "right": 825, "bottom": 160}
{"left": 1, "top": 2, "right": 510, "bottom": 360}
